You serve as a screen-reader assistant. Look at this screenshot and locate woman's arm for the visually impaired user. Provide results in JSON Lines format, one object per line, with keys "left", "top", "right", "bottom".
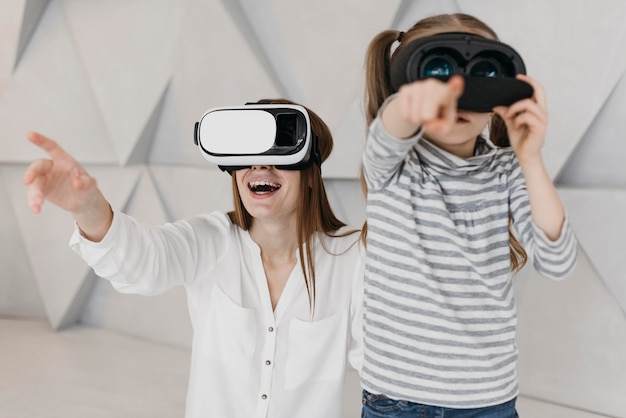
{"left": 24, "top": 131, "right": 224, "bottom": 294}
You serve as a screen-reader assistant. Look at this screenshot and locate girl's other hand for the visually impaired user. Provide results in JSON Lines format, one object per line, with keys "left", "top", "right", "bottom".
{"left": 493, "top": 74, "right": 548, "bottom": 165}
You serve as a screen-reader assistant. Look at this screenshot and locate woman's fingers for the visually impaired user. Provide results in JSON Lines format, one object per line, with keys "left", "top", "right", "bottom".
{"left": 23, "top": 158, "right": 53, "bottom": 185}
{"left": 24, "top": 159, "right": 56, "bottom": 213}
{"left": 71, "top": 166, "right": 95, "bottom": 192}
{"left": 26, "top": 174, "right": 48, "bottom": 214}
{"left": 27, "top": 131, "right": 72, "bottom": 162}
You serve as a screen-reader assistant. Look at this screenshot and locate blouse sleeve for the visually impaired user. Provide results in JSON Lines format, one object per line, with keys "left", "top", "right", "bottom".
{"left": 69, "top": 210, "right": 232, "bottom": 295}
{"left": 508, "top": 157, "right": 578, "bottom": 280}
{"left": 362, "top": 95, "right": 423, "bottom": 191}
{"left": 346, "top": 240, "right": 365, "bottom": 375}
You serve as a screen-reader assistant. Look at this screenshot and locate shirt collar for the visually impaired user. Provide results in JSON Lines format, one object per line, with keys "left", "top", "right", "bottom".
{"left": 416, "top": 136, "right": 498, "bottom": 174}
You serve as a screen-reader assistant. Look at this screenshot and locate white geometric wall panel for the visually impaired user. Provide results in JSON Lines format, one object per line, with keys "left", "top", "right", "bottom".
{"left": 62, "top": 0, "right": 186, "bottom": 166}
{"left": 80, "top": 168, "right": 194, "bottom": 348}
{"left": 0, "top": 0, "right": 49, "bottom": 93}
{"left": 324, "top": 178, "right": 367, "bottom": 229}
{"left": 1, "top": 0, "right": 625, "bottom": 415}
{"left": 3, "top": 165, "right": 143, "bottom": 329}
{"left": 558, "top": 71, "right": 626, "bottom": 187}
{"left": 148, "top": 166, "right": 234, "bottom": 221}
{"left": 0, "top": 168, "right": 46, "bottom": 318}
{"left": 3, "top": 163, "right": 95, "bottom": 329}
{"left": 259, "top": 0, "right": 401, "bottom": 130}
{"left": 323, "top": 101, "right": 370, "bottom": 180}
{"left": 517, "top": 249, "right": 626, "bottom": 417}
{"left": 147, "top": 0, "right": 284, "bottom": 167}
{"left": 147, "top": 0, "right": 401, "bottom": 177}
{"left": 559, "top": 189, "right": 626, "bottom": 313}
{"left": 459, "top": 0, "right": 626, "bottom": 178}
{"left": 0, "top": 0, "right": 117, "bottom": 164}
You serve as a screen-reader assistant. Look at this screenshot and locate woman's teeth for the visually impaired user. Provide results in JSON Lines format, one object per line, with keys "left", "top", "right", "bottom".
{"left": 248, "top": 180, "right": 281, "bottom": 194}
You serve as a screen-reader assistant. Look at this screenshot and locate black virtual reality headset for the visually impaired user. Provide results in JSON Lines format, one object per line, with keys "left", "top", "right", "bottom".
{"left": 390, "top": 32, "right": 534, "bottom": 112}
{"left": 194, "top": 103, "right": 321, "bottom": 172}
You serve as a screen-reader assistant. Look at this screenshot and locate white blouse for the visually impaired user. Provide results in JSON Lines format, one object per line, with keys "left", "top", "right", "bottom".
{"left": 70, "top": 210, "right": 364, "bottom": 418}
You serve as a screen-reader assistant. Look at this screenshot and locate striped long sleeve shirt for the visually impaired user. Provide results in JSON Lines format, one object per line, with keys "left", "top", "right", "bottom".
{"left": 361, "top": 115, "right": 578, "bottom": 408}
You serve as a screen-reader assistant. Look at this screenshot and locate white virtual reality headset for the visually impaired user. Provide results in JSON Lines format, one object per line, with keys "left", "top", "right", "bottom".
{"left": 194, "top": 103, "right": 321, "bottom": 173}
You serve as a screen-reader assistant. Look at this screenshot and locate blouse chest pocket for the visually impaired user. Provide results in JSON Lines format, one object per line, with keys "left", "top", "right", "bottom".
{"left": 285, "top": 309, "right": 348, "bottom": 390}
{"left": 201, "top": 286, "right": 257, "bottom": 377}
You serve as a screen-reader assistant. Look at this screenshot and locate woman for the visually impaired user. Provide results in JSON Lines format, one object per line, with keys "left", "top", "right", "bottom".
{"left": 24, "top": 99, "right": 364, "bottom": 418}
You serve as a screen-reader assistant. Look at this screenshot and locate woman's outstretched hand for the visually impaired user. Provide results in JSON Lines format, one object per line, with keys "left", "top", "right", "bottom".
{"left": 24, "top": 132, "right": 98, "bottom": 214}
{"left": 23, "top": 131, "right": 113, "bottom": 241}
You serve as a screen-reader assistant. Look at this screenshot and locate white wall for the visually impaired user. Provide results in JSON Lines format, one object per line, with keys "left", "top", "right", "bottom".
{"left": 1, "top": 0, "right": 625, "bottom": 415}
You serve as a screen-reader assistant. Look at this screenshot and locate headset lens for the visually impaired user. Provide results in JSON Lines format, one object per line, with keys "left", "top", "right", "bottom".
{"left": 276, "top": 113, "right": 298, "bottom": 146}
{"left": 469, "top": 60, "right": 501, "bottom": 78}
{"left": 422, "top": 57, "right": 454, "bottom": 77}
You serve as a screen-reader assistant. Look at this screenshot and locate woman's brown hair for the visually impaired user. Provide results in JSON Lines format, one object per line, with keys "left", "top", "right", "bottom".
{"left": 363, "top": 13, "right": 527, "bottom": 272}
{"left": 228, "top": 98, "right": 357, "bottom": 307}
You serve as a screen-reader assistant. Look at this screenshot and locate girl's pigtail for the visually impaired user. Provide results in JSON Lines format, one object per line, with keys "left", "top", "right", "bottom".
{"left": 489, "top": 113, "right": 510, "bottom": 147}
{"left": 490, "top": 113, "right": 528, "bottom": 272}
{"left": 364, "top": 30, "right": 400, "bottom": 125}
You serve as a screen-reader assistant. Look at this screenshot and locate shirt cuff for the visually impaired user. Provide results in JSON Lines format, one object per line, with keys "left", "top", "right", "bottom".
{"left": 530, "top": 213, "right": 575, "bottom": 252}
{"left": 69, "top": 210, "right": 120, "bottom": 261}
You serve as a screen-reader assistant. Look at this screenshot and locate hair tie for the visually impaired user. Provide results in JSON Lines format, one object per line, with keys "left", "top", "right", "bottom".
{"left": 397, "top": 31, "right": 405, "bottom": 42}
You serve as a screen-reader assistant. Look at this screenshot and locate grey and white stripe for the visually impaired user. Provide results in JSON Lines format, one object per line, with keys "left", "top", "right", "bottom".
{"left": 361, "top": 117, "right": 578, "bottom": 408}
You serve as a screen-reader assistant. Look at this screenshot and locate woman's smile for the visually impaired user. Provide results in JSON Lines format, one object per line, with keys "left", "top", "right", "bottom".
{"left": 248, "top": 179, "right": 282, "bottom": 195}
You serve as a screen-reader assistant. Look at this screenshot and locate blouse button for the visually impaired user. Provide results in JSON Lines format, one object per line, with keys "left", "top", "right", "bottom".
{"left": 265, "top": 360, "right": 271, "bottom": 365}
{"left": 261, "top": 394, "right": 268, "bottom": 400}
{"left": 268, "top": 326, "right": 274, "bottom": 332}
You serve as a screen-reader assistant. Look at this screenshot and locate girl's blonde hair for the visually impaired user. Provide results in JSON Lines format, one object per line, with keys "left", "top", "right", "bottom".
{"left": 362, "top": 13, "right": 527, "bottom": 272}
{"left": 229, "top": 98, "right": 357, "bottom": 307}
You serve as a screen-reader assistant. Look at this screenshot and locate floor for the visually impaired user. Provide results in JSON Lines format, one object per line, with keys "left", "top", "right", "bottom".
{"left": 0, "top": 318, "right": 614, "bottom": 418}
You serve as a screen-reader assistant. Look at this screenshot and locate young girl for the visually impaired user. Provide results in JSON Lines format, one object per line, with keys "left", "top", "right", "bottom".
{"left": 360, "top": 14, "right": 577, "bottom": 417}
{"left": 23, "top": 99, "right": 364, "bottom": 418}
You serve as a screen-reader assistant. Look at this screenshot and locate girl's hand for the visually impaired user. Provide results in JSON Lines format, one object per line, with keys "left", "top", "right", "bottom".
{"left": 382, "top": 75, "right": 464, "bottom": 139}
{"left": 493, "top": 74, "right": 548, "bottom": 165}
{"left": 23, "top": 131, "right": 101, "bottom": 215}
